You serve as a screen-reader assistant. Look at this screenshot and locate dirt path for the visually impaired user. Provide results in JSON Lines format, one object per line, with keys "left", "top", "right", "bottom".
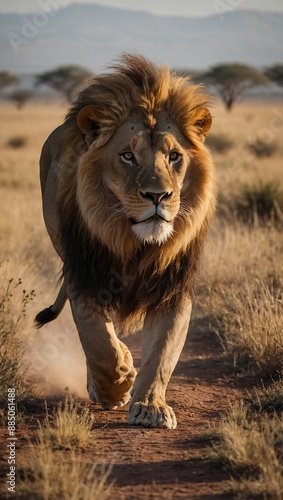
{"left": 1, "top": 323, "right": 246, "bottom": 499}
{"left": 99, "top": 327, "right": 238, "bottom": 499}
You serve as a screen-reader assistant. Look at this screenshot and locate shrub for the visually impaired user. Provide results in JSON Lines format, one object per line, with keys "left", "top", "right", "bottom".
{"left": 246, "top": 138, "right": 277, "bottom": 157}
{"left": 0, "top": 273, "right": 35, "bottom": 405}
{"left": 6, "top": 135, "right": 27, "bottom": 149}
{"left": 234, "top": 180, "right": 283, "bottom": 226}
{"left": 205, "top": 132, "right": 234, "bottom": 153}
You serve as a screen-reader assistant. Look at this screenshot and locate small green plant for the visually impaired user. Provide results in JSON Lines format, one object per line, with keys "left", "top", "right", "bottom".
{"left": 234, "top": 180, "right": 283, "bottom": 226}
{"left": 6, "top": 135, "right": 27, "bottom": 149}
{"left": 205, "top": 132, "right": 234, "bottom": 153}
{"left": 247, "top": 138, "right": 277, "bottom": 157}
{"left": 39, "top": 392, "right": 94, "bottom": 450}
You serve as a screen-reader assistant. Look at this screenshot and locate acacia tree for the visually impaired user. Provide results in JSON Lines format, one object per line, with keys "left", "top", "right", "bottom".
{"left": 0, "top": 71, "right": 19, "bottom": 93}
{"left": 9, "top": 89, "right": 33, "bottom": 110}
{"left": 201, "top": 63, "right": 267, "bottom": 110}
{"left": 35, "top": 65, "right": 93, "bottom": 102}
{"left": 264, "top": 64, "right": 283, "bottom": 88}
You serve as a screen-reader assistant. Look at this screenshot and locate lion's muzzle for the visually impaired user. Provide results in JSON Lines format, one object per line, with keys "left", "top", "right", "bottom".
{"left": 131, "top": 216, "right": 174, "bottom": 245}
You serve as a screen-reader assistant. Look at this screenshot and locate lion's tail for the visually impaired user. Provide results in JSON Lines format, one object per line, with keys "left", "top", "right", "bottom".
{"left": 34, "top": 280, "right": 67, "bottom": 328}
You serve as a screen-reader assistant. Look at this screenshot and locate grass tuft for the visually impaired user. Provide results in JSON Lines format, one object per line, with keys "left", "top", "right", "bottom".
{"left": 18, "top": 438, "right": 112, "bottom": 500}
{"left": 39, "top": 392, "right": 94, "bottom": 450}
{"left": 252, "top": 379, "right": 283, "bottom": 414}
{"left": 218, "top": 279, "right": 283, "bottom": 377}
{"left": 205, "top": 132, "right": 234, "bottom": 153}
{"left": 247, "top": 138, "right": 277, "bottom": 158}
{"left": 17, "top": 392, "right": 112, "bottom": 499}
{"left": 233, "top": 181, "right": 283, "bottom": 227}
{"left": 6, "top": 135, "right": 27, "bottom": 149}
{"left": 210, "top": 401, "right": 283, "bottom": 499}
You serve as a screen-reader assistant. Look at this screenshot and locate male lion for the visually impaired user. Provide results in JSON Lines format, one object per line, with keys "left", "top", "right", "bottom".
{"left": 36, "top": 54, "right": 216, "bottom": 429}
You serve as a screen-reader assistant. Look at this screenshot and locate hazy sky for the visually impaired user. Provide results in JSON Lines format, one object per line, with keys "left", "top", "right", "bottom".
{"left": 0, "top": 0, "right": 283, "bottom": 17}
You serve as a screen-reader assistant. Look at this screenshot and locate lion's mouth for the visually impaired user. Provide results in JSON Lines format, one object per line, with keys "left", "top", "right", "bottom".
{"left": 129, "top": 217, "right": 137, "bottom": 225}
{"left": 129, "top": 214, "right": 169, "bottom": 225}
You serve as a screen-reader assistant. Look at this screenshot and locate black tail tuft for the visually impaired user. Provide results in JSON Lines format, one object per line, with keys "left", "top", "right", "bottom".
{"left": 34, "top": 306, "right": 58, "bottom": 329}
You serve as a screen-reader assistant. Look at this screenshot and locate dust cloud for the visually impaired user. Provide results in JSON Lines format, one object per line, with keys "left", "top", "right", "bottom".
{"left": 25, "top": 303, "right": 88, "bottom": 399}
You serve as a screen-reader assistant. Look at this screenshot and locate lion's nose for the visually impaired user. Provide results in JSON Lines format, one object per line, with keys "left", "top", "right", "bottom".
{"left": 140, "top": 191, "right": 172, "bottom": 206}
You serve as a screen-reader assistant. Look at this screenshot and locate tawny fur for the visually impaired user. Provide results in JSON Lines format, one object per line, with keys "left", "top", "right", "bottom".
{"left": 54, "top": 54, "right": 216, "bottom": 329}
{"left": 35, "top": 54, "right": 217, "bottom": 428}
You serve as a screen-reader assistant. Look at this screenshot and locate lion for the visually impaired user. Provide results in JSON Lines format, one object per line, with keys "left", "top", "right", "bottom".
{"left": 35, "top": 54, "right": 216, "bottom": 429}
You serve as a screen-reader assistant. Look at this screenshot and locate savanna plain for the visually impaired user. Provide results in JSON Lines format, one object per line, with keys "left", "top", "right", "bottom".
{"left": 0, "top": 98, "right": 283, "bottom": 499}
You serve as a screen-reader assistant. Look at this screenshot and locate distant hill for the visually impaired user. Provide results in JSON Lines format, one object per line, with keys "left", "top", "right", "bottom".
{"left": 0, "top": 4, "right": 282, "bottom": 73}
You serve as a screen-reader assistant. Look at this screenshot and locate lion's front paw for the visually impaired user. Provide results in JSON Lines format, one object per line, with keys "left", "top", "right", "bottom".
{"left": 87, "top": 366, "right": 136, "bottom": 410}
{"left": 127, "top": 402, "right": 177, "bottom": 429}
{"left": 87, "top": 381, "right": 131, "bottom": 410}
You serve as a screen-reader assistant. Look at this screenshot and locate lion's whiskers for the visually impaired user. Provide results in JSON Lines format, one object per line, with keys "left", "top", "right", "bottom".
{"left": 112, "top": 205, "right": 129, "bottom": 221}
{"left": 177, "top": 202, "right": 193, "bottom": 223}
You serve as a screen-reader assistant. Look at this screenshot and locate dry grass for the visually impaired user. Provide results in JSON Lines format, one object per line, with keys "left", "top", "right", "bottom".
{"left": 196, "top": 219, "right": 283, "bottom": 376}
{"left": 39, "top": 392, "right": 94, "bottom": 450}
{"left": 217, "top": 279, "right": 283, "bottom": 376}
{"left": 0, "top": 99, "right": 283, "bottom": 496}
{"left": 18, "top": 395, "right": 112, "bottom": 500}
{"left": 0, "top": 265, "right": 35, "bottom": 408}
{"left": 19, "top": 444, "right": 112, "bottom": 500}
{"left": 205, "top": 132, "right": 234, "bottom": 153}
{"left": 228, "top": 180, "right": 283, "bottom": 227}
{"left": 253, "top": 379, "right": 283, "bottom": 414}
{"left": 209, "top": 401, "right": 283, "bottom": 499}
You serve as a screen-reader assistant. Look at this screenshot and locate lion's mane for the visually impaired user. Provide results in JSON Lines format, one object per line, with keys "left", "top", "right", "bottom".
{"left": 56, "top": 55, "right": 216, "bottom": 326}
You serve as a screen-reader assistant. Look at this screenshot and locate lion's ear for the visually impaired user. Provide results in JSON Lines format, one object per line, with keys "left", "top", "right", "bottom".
{"left": 77, "top": 105, "right": 114, "bottom": 148}
{"left": 193, "top": 107, "right": 212, "bottom": 141}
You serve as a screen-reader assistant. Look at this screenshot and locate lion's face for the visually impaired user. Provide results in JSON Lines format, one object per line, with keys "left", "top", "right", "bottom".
{"left": 71, "top": 59, "right": 215, "bottom": 263}
{"left": 77, "top": 111, "right": 201, "bottom": 246}
{"left": 101, "top": 113, "right": 191, "bottom": 244}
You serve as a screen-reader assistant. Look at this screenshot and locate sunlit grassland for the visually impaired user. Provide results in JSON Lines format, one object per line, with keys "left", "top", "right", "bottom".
{"left": 0, "top": 99, "right": 283, "bottom": 498}
{"left": 1, "top": 98, "right": 283, "bottom": 382}
{"left": 18, "top": 393, "right": 112, "bottom": 500}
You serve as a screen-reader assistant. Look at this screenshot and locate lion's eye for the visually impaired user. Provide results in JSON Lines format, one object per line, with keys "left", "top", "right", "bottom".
{"left": 120, "top": 151, "right": 135, "bottom": 163}
{"left": 169, "top": 151, "right": 182, "bottom": 163}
